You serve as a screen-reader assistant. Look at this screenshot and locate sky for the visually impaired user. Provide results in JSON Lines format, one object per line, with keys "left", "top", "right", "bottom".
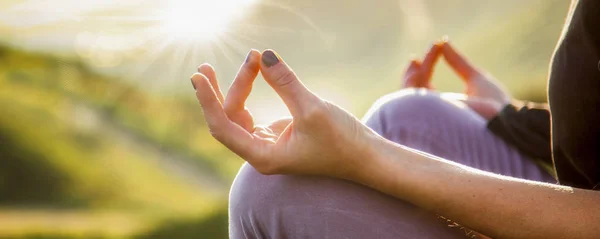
{"left": 0, "top": 0, "right": 569, "bottom": 123}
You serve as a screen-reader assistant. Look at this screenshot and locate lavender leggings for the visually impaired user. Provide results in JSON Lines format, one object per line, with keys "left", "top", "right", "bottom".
{"left": 229, "top": 90, "right": 555, "bottom": 238}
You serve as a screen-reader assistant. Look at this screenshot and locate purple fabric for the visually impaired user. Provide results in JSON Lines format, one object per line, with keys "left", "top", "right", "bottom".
{"left": 229, "top": 90, "right": 555, "bottom": 239}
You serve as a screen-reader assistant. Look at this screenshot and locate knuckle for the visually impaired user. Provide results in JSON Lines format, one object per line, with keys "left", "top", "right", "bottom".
{"left": 208, "top": 123, "right": 225, "bottom": 140}
{"left": 273, "top": 70, "right": 295, "bottom": 87}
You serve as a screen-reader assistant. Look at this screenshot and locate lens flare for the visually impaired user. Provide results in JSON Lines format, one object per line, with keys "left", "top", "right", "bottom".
{"left": 159, "top": 0, "right": 257, "bottom": 42}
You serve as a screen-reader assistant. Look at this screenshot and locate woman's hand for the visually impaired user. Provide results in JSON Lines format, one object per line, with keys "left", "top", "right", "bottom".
{"left": 402, "top": 42, "right": 443, "bottom": 89}
{"left": 399, "top": 40, "right": 509, "bottom": 120}
{"left": 192, "top": 49, "right": 380, "bottom": 178}
{"left": 441, "top": 41, "right": 511, "bottom": 120}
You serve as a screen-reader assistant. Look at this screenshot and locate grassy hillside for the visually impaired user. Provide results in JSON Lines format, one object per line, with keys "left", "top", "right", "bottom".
{"left": 0, "top": 44, "right": 232, "bottom": 238}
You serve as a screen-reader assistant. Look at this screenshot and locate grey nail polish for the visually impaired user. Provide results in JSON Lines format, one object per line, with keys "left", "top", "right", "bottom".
{"left": 245, "top": 50, "right": 252, "bottom": 63}
{"left": 262, "top": 50, "right": 279, "bottom": 67}
{"left": 191, "top": 78, "right": 196, "bottom": 90}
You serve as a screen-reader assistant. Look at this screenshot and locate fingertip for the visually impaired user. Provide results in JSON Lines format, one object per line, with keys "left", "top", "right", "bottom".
{"left": 441, "top": 40, "right": 457, "bottom": 54}
{"left": 191, "top": 72, "right": 209, "bottom": 89}
{"left": 261, "top": 49, "right": 275, "bottom": 54}
{"left": 428, "top": 41, "right": 442, "bottom": 52}
{"left": 436, "top": 35, "right": 449, "bottom": 48}
{"left": 439, "top": 41, "right": 477, "bottom": 79}
{"left": 226, "top": 49, "right": 261, "bottom": 114}
{"left": 191, "top": 73, "right": 209, "bottom": 97}
{"left": 191, "top": 72, "right": 207, "bottom": 80}
{"left": 197, "top": 63, "right": 215, "bottom": 74}
{"left": 192, "top": 72, "right": 225, "bottom": 114}
{"left": 433, "top": 42, "right": 443, "bottom": 54}
{"left": 261, "top": 49, "right": 281, "bottom": 68}
{"left": 441, "top": 35, "right": 449, "bottom": 43}
{"left": 259, "top": 50, "right": 297, "bottom": 89}
{"left": 422, "top": 42, "right": 443, "bottom": 67}
{"left": 410, "top": 58, "right": 422, "bottom": 65}
{"left": 427, "top": 42, "right": 442, "bottom": 55}
{"left": 257, "top": 50, "right": 316, "bottom": 117}
{"left": 407, "top": 59, "right": 421, "bottom": 70}
{"left": 244, "top": 49, "right": 261, "bottom": 67}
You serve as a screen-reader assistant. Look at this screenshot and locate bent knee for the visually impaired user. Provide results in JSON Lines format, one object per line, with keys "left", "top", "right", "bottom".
{"left": 364, "top": 89, "right": 471, "bottom": 125}
{"left": 363, "top": 89, "right": 483, "bottom": 139}
{"left": 229, "top": 163, "right": 464, "bottom": 238}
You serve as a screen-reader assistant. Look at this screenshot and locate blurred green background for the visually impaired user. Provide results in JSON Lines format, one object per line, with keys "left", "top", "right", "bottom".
{"left": 0, "top": 0, "right": 569, "bottom": 238}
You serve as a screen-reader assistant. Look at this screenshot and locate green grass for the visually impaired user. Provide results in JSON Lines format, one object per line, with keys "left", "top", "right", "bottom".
{"left": 0, "top": 45, "right": 230, "bottom": 238}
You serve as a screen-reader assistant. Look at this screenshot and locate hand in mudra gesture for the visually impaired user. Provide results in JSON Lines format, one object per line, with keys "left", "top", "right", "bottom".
{"left": 192, "top": 40, "right": 510, "bottom": 179}
{"left": 192, "top": 49, "right": 378, "bottom": 178}
{"left": 402, "top": 40, "right": 511, "bottom": 120}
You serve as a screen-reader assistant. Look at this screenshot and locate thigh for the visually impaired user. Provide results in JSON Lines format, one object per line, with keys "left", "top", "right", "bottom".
{"left": 363, "top": 89, "right": 554, "bottom": 183}
{"left": 230, "top": 163, "right": 469, "bottom": 239}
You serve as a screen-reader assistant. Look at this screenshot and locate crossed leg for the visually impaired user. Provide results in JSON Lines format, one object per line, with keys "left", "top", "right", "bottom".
{"left": 229, "top": 89, "right": 554, "bottom": 238}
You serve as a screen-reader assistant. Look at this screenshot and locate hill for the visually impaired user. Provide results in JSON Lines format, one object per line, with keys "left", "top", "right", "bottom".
{"left": 0, "top": 44, "right": 232, "bottom": 238}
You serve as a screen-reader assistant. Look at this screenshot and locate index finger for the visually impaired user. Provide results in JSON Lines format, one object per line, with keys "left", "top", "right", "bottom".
{"left": 224, "top": 49, "right": 261, "bottom": 113}
{"left": 418, "top": 43, "right": 443, "bottom": 87}
{"left": 420, "top": 43, "right": 442, "bottom": 73}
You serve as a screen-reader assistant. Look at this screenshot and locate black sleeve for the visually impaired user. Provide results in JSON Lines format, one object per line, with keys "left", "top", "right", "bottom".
{"left": 487, "top": 102, "right": 553, "bottom": 170}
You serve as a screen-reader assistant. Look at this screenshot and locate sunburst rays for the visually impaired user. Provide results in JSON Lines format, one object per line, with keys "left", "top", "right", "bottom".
{"left": 1, "top": 0, "right": 337, "bottom": 123}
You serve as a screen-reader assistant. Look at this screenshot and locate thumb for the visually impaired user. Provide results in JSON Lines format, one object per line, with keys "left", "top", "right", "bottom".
{"left": 441, "top": 41, "right": 479, "bottom": 81}
{"left": 260, "top": 49, "right": 320, "bottom": 117}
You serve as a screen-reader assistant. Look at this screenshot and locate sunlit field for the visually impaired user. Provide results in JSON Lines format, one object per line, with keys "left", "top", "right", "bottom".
{"left": 0, "top": 0, "right": 569, "bottom": 238}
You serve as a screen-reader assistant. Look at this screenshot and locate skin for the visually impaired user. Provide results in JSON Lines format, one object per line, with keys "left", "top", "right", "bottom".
{"left": 191, "top": 42, "right": 600, "bottom": 238}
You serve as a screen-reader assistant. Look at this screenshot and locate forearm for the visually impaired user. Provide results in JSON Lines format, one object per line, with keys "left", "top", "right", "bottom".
{"left": 355, "top": 137, "right": 600, "bottom": 239}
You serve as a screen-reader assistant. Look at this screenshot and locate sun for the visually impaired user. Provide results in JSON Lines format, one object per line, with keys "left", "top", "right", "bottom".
{"left": 159, "top": 0, "right": 257, "bottom": 41}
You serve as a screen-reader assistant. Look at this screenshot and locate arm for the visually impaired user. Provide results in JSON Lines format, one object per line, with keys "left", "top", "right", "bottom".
{"left": 355, "top": 138, "right": 600, "bottom": 239}
{"left": 193, "top": 30, "right": 596, "bottom": 239}
{"left": 365, "top": 3, "right": 599, "bottom": 236}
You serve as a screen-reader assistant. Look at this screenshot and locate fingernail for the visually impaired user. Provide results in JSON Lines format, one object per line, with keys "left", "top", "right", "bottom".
{"left": 441, "top": 35, "right": 449, "bottom": 43}
{"left": 245, "top": 50, "right": 252, "bottom": 63}
{"left": 262, "top": 50, "right": 280, "bottom": 67}
{"left": 190, "top": 78, "right": 196, "bottom": 90}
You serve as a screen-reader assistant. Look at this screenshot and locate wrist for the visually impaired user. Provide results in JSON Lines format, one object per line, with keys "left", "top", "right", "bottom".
{"left": 347, "top": 131, "right": 446, "bottom": 206}
{"left": 348, "top": 132, "right": 405, "bottom": 190}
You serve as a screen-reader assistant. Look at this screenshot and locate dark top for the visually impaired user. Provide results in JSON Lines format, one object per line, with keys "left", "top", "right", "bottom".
{"left": 488, "top": 0, "right": 600, "bottom": 190}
